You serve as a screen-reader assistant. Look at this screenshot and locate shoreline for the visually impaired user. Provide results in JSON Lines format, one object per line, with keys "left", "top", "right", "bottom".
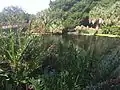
{"left": 32, "top": 33, "right": 120, "bottom": 38}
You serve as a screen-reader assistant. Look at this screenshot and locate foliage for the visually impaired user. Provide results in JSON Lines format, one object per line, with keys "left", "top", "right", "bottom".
{"left": 102, "top": 26, "right": 120, "bottom": 35}
{"left": 1, "top": 1, "right": 120, "bottom": 35}
{"left": 90, "top": 0, "right": 120, "bottom": 26}
{"left": 0, "top": 29, "right": 33, "bottom": 89}
{"left": 0, "top": 31, "right": 120, "bottom": 89}
{"left": 40, "top": 0, "right": 120, "bottom": 35}
{"left": 31, "top": 0, "right": 100, "bottom": 33}
{"left": 0, "top": 6, "right": 31, "bottom": 25}
{"left": 49, "top": 0, "right": 98, "bottom": 29}
{"left": 0, "top": 0, "right": 120, "bottom": 89}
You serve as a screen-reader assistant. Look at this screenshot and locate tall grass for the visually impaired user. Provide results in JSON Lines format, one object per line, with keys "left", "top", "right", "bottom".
{"left": 0, "top": 29, "right": 120, "bottom": 90}
{"left": 0, "top": 29, "right": 33, "bottom": 90}
{"left": 22, "top": 35, "right": 120, "bottom": 90}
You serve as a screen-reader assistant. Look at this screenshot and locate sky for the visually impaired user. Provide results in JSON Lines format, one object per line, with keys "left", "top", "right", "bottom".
{"left": 0, "top": 0, "right": 51, "bottom": 14}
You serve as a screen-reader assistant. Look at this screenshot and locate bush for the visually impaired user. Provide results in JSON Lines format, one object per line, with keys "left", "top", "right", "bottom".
{"left": 102, "top": 26, "right": 120, "bottom": 35}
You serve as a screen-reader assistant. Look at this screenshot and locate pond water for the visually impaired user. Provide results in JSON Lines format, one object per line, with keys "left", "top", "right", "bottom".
{"left": 42, "top": 34, "right": 120, "bottom": 53}
{"left": 41, "top": 35, "right": 120, "bottom": 76}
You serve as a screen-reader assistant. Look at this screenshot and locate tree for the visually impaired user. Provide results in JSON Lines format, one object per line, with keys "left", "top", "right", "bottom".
{"left": 49, "top": 0, "right": 100, "bottom": 30}
{"left": 0, "top": 6, "right": 29, "bottom": 25}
